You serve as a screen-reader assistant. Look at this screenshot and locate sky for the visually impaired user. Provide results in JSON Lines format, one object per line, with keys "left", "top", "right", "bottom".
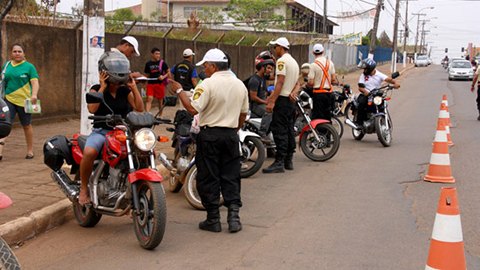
{"left": 51, "top": 0, "right": 480, "bottom": 63}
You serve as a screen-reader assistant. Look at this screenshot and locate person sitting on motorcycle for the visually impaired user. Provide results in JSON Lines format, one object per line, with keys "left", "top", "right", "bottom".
{"left": 247, "top": 51, "right": 275, "bottom": 141}
{"left": 78, "top": 51, "right": 144, "bottom": 206}
{"left": 356, "top": 58, "right": 400, "bottom": 126}
{"left": 299, "top": 63, "right": 313, "bottom": 96}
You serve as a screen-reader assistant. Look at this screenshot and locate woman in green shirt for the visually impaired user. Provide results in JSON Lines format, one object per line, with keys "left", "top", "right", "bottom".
{"left": 0, "top": 44, "right": 39, "bottom": 160}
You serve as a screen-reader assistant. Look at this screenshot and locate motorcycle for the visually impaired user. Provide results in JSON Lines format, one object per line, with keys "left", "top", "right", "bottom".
{"left": 296, "top": 91, "right": 340, "bottom": 161}
{"left": 0, "top": 193, "right": 21, "bottom": 270}
{"left": 330, "top": 84, "right": 353, "bottom": 138}
{"left": 344, "top": 72, "right": 400, "bottom": 147}
{"left": 43, "top": 92, "right": 168, "bottom": 250}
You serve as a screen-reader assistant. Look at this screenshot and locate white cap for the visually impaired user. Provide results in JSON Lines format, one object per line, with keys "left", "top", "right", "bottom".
{"left": 313, "top": 43, "right": 324, "bottom": 54}
{"left": 269, "top": 37, "right": 290, "bottom": 50}
{"left": 122, "top": 36, "right": 140, "bottom": 56}
{"left": 196, "top": 48, "right": 228, "bottom": 66}
{"left": 183, "top": 48, "right": 195, "bottom": 57}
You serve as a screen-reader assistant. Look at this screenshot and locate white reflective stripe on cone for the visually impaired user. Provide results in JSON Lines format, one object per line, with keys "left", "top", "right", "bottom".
{"left": 434, "top": 130, "right": 447, "bottom": 142}
{"left": 431, "top": 213, "right": 463, "bottom": 243}
{"left": 425, "top": 265, "right": 439, "bottom": 270}
{"left": 438, "top": 110, "right": 449, "bottom": 118}
{"left": 430, "top": 153, "right": 451, "bottom": 166}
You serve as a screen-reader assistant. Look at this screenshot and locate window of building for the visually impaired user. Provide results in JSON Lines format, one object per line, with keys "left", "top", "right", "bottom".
{"left": 184, "top": 7, "right": 203, "bottom": 18}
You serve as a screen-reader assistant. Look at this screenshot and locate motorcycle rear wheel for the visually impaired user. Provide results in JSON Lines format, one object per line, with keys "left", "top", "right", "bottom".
{"left": 300, "top": 123, "right": 340, "bottom": 162}
{"left": 133, "top": 181, "right": 166, "bottom": 250}
{"left": 0, "top": 237, "right": 20, "bottom": 270}
{"left": 184, "top": 164, "right": 224, "bottom": 210}
{"left": 331, "top": 116, "right": 344, "bottom": 139}
{"left": 240, "top": 137, "right": 266, "bottom": 178}
{"left": 375, "top": 115, "right": 393, "bottom": 147}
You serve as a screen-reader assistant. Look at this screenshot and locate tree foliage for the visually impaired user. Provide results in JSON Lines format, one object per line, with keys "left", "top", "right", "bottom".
{"left": 378, "top": 31, "right": 392, "bottom": 48}
{"left": 227, "top": 0, "right": 286, "bottom": 32}
{"left": 198, "top": 7, "right": 225, "bottom": 27}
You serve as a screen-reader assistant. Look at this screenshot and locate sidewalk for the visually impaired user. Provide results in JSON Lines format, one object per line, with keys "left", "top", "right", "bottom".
{"left": 0, "top": 62, "right": 415, "bottom": 245}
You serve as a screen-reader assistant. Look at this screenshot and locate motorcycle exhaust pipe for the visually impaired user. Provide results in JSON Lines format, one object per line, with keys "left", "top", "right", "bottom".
{"left": 51, "top": 169, "right": 79, "bottom": 201}
{"left": 345, "top": 119, "right": 359, "bottom": 130}
{"left": 158, "top": 153, "right": 174, "bottom": 171}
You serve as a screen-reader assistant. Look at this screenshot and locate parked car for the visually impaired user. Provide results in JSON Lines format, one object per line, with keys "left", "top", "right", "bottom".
{"left": 427, "top": 57, "right": 432, "bottom": 65}
{"left": 448, "top": 60, "right": 474, "bottom": 81}
{"left": 415, "top": 55, "right": 429, "bottom": 67}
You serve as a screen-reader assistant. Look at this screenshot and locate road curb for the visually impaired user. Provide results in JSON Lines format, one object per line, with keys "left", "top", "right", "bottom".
{"left": 0, "top": 199, "right": 73, "bottom": 245}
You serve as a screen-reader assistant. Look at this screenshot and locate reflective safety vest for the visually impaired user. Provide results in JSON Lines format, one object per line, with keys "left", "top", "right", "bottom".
{"left": 313, "top": 60, "right": 332, "bottom": 93}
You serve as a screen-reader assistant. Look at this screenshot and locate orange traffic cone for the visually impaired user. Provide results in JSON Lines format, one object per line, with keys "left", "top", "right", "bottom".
{"left": 441, "top": 95, "right": 453, "bottom": 128}
{"left": 424, "top": 119, "right": 455, "bottom": 183}
{"left": 439, "top": 103, "right": 454, "bottom": 146}
{"left": 425, "top": 187, "right": 466, "bottom": 270}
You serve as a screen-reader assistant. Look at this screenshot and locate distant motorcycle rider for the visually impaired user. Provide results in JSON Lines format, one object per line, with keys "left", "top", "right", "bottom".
{"left": 356, "top": 58, "right": 400, "bottom": 125}
{"left": 248, "top": 51, "right": 275, "bottom": 139}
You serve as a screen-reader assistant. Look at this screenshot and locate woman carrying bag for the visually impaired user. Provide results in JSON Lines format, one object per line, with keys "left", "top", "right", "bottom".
{"left": 0, "top": 43, "right": 40, "bottom": 161}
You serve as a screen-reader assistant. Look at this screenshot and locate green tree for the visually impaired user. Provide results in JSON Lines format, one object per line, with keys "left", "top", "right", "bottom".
{"left": 378, "top": 31, "right": 392, "bottom": 48}
{"left": 111, "top": 8, "right": 141, "bottom": 21}
{"left": 227, "top": 0, "right": 285, "bottom": 32}
{"left": 198, "top": 6, "right": 225, "bottom": 27}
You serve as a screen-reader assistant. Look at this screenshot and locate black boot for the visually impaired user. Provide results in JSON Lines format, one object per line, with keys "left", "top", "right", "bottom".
{"left": 227, "top": 205, "right": 242, "bottom": 233}
{"left": 284, "top": 154, "right": 293, "bottom": 170}
{"left": 199, "top": 208, "right": 222, "bottom": 232}
{"left": 262, "top": 159, "right": 285, "bottom": 173}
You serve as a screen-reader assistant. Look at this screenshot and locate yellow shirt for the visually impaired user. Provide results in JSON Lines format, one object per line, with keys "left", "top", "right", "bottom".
{"left": 191, "top": 71, "right": 249, "bottom": 128}
{"left": 275, "top": 53, "right": 299, "bottom": 97}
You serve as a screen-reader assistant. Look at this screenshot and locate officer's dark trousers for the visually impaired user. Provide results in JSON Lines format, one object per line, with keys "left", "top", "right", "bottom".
{"left": 270, "top": 96, "right": 296, "bottom": 161}
{"left": 356, "top": 94, "right": 369, "bottom": 124}
{"left": 312, "top": 92, "right": 332, "bottom": 121}
{"left": 196, "top": 127, "right": 242, "bottom": 210}
{"left": 476, "top": 86, "right": 480, "bottom": 114}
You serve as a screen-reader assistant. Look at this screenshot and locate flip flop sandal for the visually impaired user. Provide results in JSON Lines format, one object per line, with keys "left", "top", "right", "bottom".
{"left": 25, "top": 154, "right": 34, "bottom": 159}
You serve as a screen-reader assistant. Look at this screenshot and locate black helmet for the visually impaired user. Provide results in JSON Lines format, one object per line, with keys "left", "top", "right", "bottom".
{"left": 98, "top": 51, "right": 130, "bottom": 84}
{"left": 255, "top": 51, "right": 275, "bottom": 70}
{"left": 358, "top": 58, "right": 376, "bottom": 75}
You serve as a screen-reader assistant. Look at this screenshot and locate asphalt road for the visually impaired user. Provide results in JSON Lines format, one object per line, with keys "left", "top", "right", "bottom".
{"left": 13, "top": 65, "right": 480, "bottom": 269}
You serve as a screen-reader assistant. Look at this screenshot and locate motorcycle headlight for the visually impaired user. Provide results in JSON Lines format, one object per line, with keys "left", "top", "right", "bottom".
{"left": 373, "top": 96, "right": 383, "bottom": 105}
{"left": 134, "top": 128, "right": 157, "bottom": 151}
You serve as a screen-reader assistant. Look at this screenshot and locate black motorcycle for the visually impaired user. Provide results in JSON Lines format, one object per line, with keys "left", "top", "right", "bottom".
{"left": 344, "top": 72, "right": 399, "bottom": 147}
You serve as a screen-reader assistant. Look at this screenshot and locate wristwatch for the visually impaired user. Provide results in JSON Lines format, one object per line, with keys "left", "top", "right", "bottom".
{"left": 176, "top": 88, "right": 183, "bottom": 94}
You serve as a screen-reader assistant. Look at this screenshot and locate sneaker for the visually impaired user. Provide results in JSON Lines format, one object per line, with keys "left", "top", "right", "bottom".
{"left": 260, "top": 135, "right": 272, "bottom": 144}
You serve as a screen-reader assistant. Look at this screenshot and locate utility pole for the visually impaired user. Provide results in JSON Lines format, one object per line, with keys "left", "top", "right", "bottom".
{"left": 81, "top": 0, "right": 105, "bottom": 135}
{"left": 413, "top": 12, "right": 425, "bottom": 54}
{"left": 391, "top": 0, "right": 400, "bottom": 72}
{"left": 369, "top": 0, "right": 383, "bottom": 58}
{"left": 420, "top": 20, "right": 426, "bottom": 54}
{"left": 323, "top": 0, "right": 327, "bottom": 37}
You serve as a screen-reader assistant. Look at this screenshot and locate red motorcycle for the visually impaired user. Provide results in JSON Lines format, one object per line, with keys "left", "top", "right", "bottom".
{"left": 43, "top": 92, "right": 168, "bottom": 250}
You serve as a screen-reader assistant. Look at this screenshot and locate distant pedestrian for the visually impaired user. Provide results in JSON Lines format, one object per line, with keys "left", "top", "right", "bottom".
{"left": 112, "top": 36, "right": 142, "bottom": 78}
{"left": 0, "top": 44, "right": 39, "bottom": 161}
{"left": 170, "top": 48, "right": 198, "bottom": 92}
{"left": 171, "top": 48, "right": 249, "bottom": 233}
{"left": 263, "top": 37, "right": 299, "bottom": 173}
{"left": 144, "top": 47, "right": 170, "bottom": 114}
{"left": 470, "top": 67, "right": 480, "bottom": 120}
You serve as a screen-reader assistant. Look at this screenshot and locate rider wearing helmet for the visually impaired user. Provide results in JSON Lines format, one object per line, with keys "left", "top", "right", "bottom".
{"left": 247, "top": 51, "right": 276, "bottom": 140}
{"left": 78, "top": 51, "right": 144, "bottom": 206}
{"left": 356, "top": 58, "right": 400, "bottom": 125}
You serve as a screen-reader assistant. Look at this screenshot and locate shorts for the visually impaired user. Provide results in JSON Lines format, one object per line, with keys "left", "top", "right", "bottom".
{"left": 85, "top": 128, "right": 109, "bottom": 153}
{"left": 5, "top": 99, "right": 31, "bottom": 126}
{"left": 146, "top": 84, "right": 165, "bottom": 99}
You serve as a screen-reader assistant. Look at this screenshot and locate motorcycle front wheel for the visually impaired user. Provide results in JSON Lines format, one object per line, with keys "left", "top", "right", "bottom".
{"left": 375, "top": 115, "right": 393, "bottom": 147}
{"left": 240, "top": 137, "right": 266, "bottom": 178}
{"left": 133, "top": 181, "right": 166, "bottom": 250}
{"left": 184, "top": 164, "right": 224, "bottom": 210}
{"left": 300, "top": 123, "right": 340, "bottom": 162}
{"left": 344, "top": 103, "right": 355, "bottom": 122}
{"left": 331, "top": 116, "right": 344, "bottom": 139}
{"left": 0, "top": 237, "right": 20, "bottom": 270}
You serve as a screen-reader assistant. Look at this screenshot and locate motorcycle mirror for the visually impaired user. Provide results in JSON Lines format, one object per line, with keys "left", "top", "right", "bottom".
{"left": 391, "top": 71, "right": 400, "bottom": 79}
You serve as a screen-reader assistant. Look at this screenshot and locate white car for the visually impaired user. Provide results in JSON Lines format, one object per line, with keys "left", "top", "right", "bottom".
{"left": 415, "top": 55, "right": 429, "bottom": 67}
{"left": 448, "top": 60, "right": 474, "bottom": 81}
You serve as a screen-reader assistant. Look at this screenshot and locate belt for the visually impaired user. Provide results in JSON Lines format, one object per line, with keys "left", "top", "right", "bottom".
{"left": 200, "top": 126, "right": 235, "bottom": 131}
{"left": 313, "top": 88, "right": 332, "bottom": 93}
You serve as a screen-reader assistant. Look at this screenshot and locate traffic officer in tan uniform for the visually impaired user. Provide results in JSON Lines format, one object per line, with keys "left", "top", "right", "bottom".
{"left": 171, "top": 48, "right": 249, "bottom": 233}
{"left": 308, "top": 43, "right": 338, "bottom": 121}
{"left": 263, "top": 37, "right": 300, "bottom": 173}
